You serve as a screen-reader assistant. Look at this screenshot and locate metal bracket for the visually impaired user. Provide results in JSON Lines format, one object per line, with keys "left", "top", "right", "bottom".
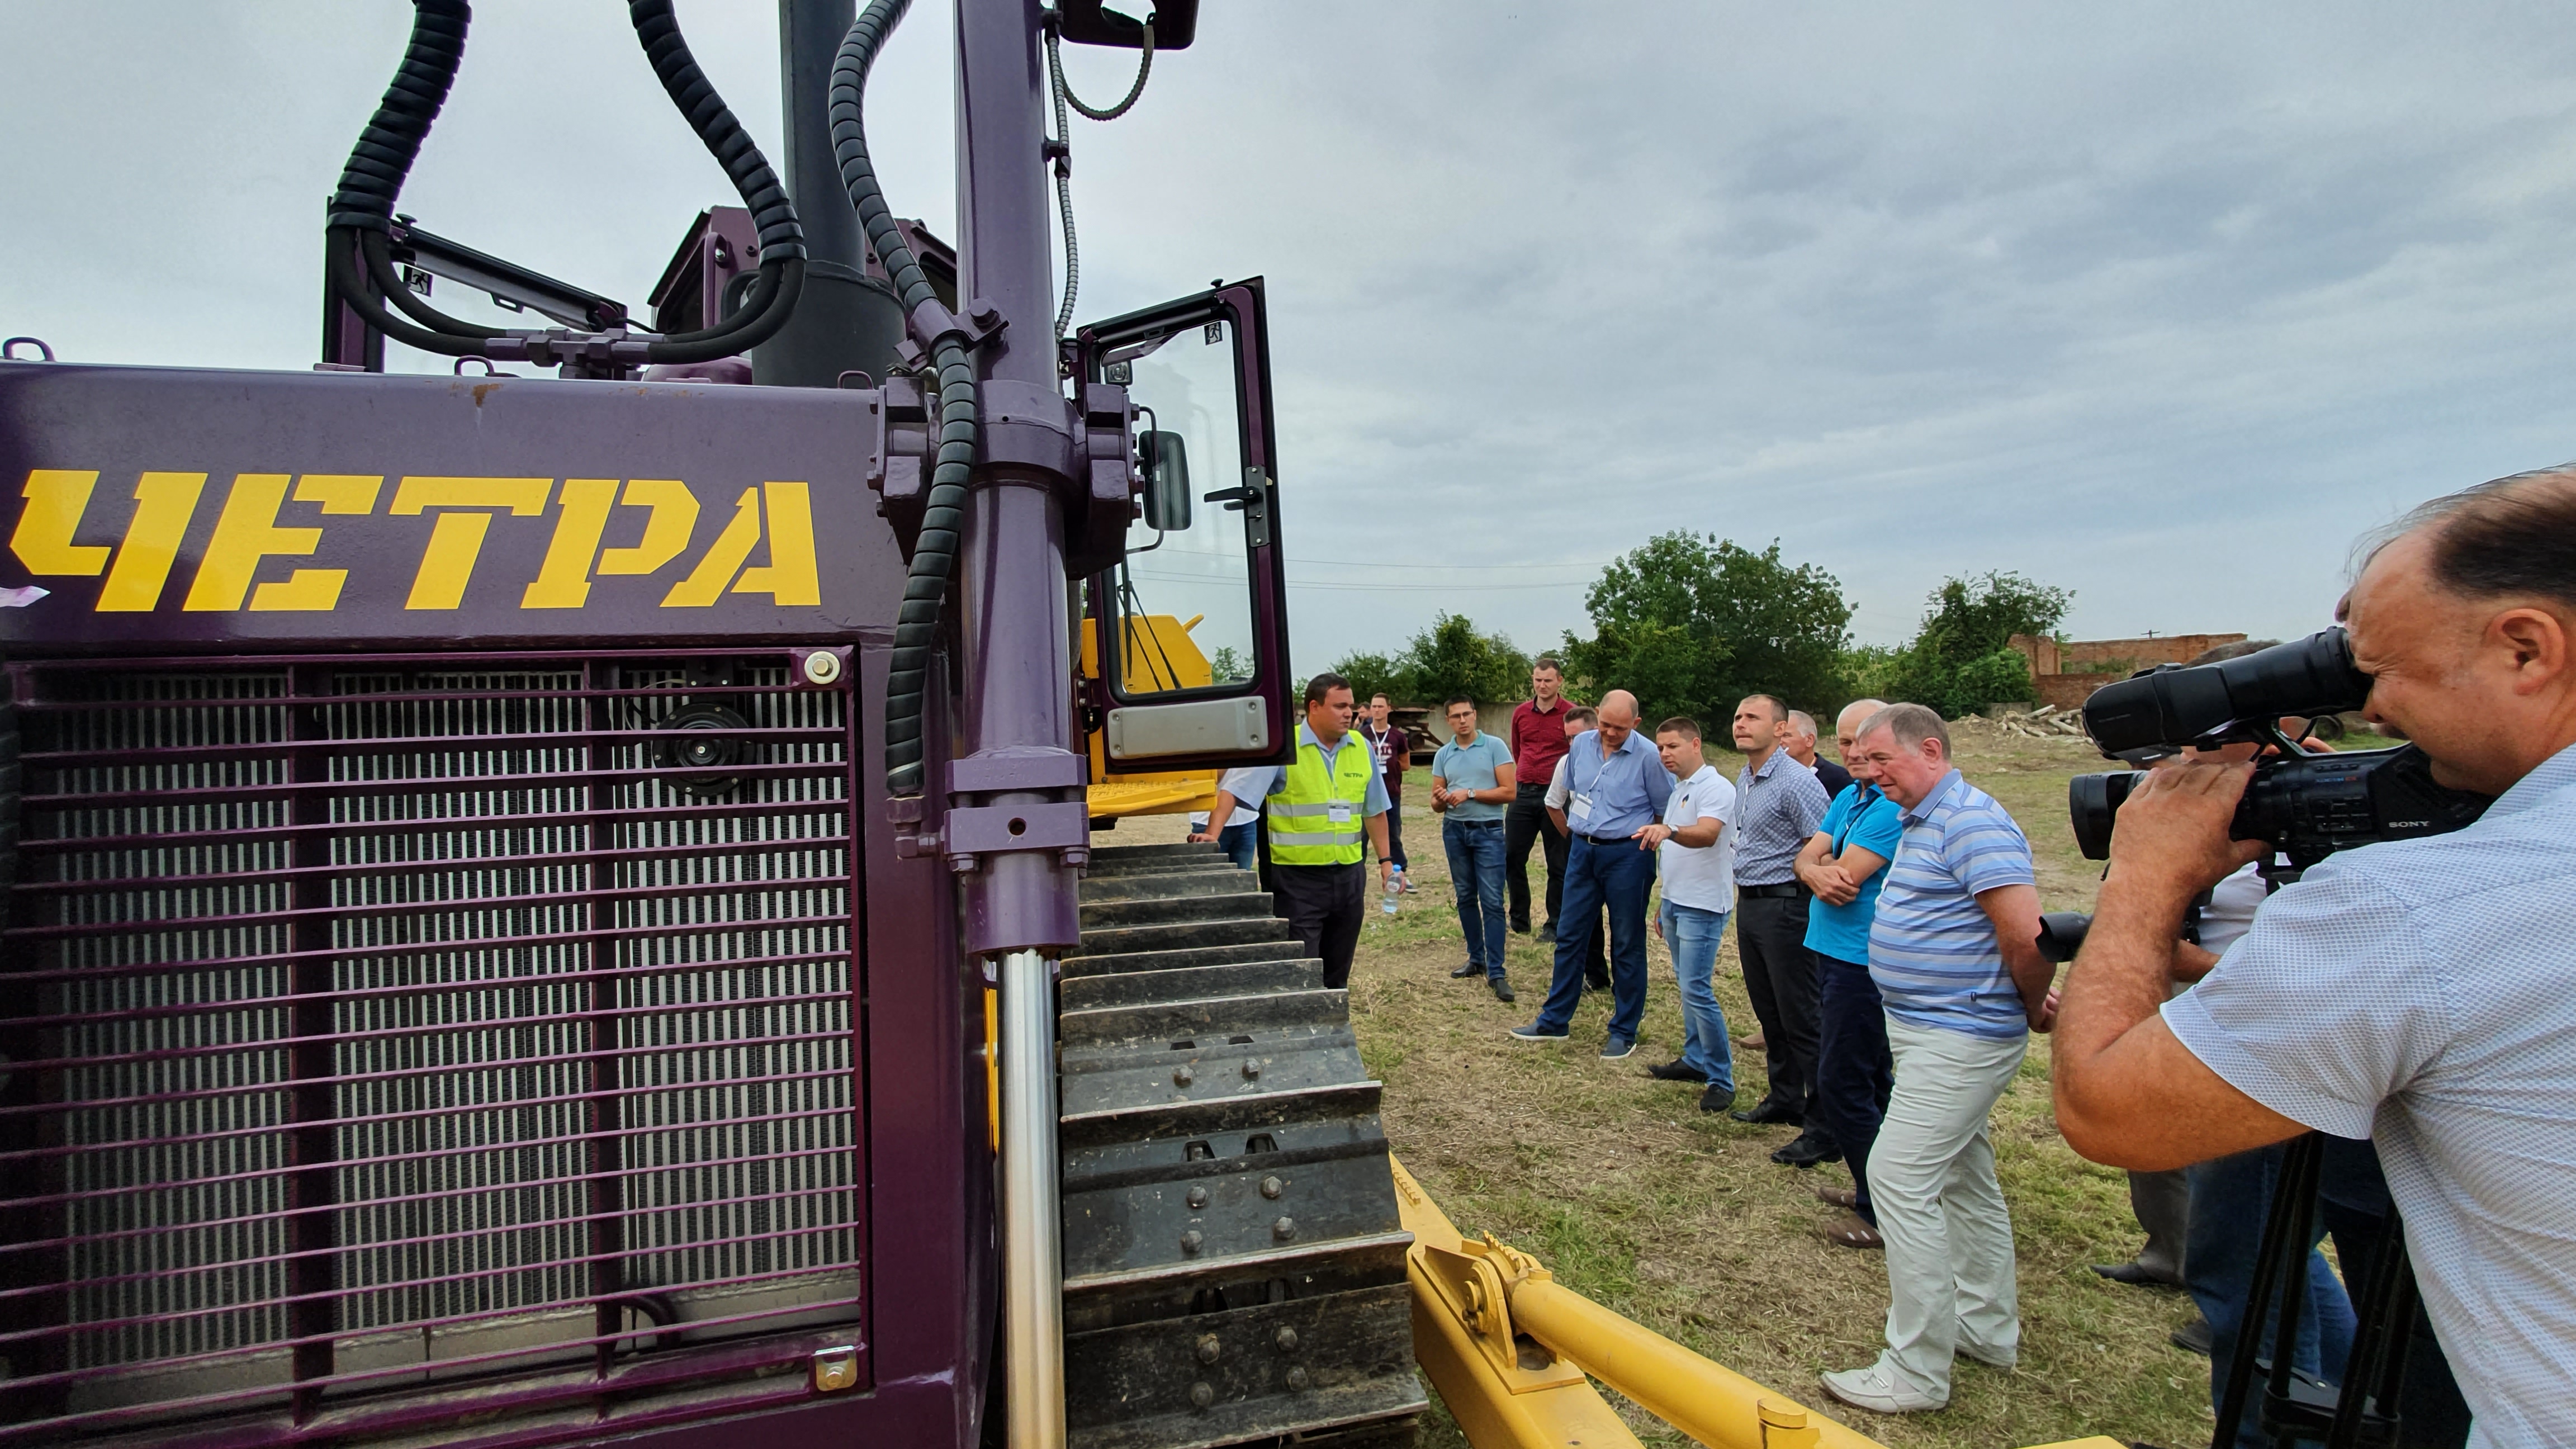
{"left": 1415, "top": 1237, "right": 1586, "bottom": 1395}
{"left": 895, "top": 295, "right": 1006, "bottom": 366}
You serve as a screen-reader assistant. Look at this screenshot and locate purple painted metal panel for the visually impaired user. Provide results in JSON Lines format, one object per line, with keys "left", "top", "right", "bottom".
{"left": 0, "top": 647, "right": 974, "bottom": 1449}
{"left": 0, "top": 363, "right": 892, "bottom": 651}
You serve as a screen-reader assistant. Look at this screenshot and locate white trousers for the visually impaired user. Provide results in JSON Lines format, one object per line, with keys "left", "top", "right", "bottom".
{"left": 1865, "top": 1014, "right": 2029, "bottom": 1400}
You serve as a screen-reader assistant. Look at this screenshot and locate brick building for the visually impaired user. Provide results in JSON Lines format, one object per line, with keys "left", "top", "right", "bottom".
{"left": 2009, "top": 632, "right": 2249, "bottom": 711}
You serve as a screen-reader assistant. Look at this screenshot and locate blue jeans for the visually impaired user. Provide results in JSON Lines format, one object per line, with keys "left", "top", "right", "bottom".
{"left": 1216, "top": 821, "right": 1257, "bottom": 872}
{"left": 1658, "top": 899, "right": 1733, "bottom": 1091}
{"left": 1443, "top": 819, "right": 1508, "bottom": 975}
{"left": 2187, "top": 1142, "right": 2356, "bottom": 1449}
{"left": 1534, "top": 835, "right": 1654, "bottom": 1041}
{"left": 1813, "top": 953, "right": 1892, "bottom": 1224}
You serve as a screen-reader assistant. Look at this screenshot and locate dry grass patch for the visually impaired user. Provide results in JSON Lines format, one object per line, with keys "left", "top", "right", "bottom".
{"left": 1347, "top": 729, "right": 2214, "bottom": 1448}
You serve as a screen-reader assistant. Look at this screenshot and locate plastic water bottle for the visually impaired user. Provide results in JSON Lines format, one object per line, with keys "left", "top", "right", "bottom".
{"left": 1382, "top": 870, "right": 1402, "bottom": 916}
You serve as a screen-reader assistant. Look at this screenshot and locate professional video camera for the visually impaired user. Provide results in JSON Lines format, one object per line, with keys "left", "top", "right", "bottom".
{"left": 2035, "top": 628, "right": 2492, "bottom": 962}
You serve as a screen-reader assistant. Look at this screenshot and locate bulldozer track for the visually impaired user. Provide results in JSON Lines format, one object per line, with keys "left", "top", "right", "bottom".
{"left": 1060, "top": 842, "right": 1424, "bottom": 1449}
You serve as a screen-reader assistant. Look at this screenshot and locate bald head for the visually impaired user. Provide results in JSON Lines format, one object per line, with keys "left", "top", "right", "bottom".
{"left": 1835, "top": 698, "right": 1888, "bottom": 772}
{"left": 1595, "top": 690, "right": 1640, "bottom": 752}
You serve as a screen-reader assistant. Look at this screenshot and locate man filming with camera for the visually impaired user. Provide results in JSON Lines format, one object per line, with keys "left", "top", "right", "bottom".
{"left": 2054, "top": 470, "right": 2576, "bottom": 1445}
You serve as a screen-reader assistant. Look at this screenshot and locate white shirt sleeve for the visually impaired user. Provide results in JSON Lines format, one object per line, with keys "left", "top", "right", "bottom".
{"left": 1544, "top": 757, "right": 1570, "bottom": 810}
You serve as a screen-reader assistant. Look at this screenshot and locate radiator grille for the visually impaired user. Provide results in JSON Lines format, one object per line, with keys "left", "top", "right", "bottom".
{"left": 0, "top": 652, "right": 865, "bottom": 1445}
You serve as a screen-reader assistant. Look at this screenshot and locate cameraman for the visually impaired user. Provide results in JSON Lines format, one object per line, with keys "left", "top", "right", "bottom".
{"left": 2053, "top": 470, "right": 2576, "bottom": 1443}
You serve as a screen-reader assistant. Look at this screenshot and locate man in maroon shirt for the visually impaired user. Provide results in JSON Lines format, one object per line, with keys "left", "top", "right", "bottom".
{"left": 1503, "top": 658, "right": 1576, "bottom": 940}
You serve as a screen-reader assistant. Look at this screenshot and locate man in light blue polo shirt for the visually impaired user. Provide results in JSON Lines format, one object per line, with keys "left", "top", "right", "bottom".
{"left": 1509, "top": 690, "right": 1673, "bottom": 1059}
{"left": 1431, "top": 695, "right": 1517, "bottom": 1001}
{"left": 1821, "top": 703, "right": 2051, "bottom": 1415}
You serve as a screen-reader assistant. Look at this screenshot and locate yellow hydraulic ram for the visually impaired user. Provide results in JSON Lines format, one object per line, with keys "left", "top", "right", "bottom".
{"left": 1390, "top": 1157, "right": 2120, "bottom": 1449}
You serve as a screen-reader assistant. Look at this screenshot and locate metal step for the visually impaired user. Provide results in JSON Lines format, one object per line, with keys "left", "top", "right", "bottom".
{"left": 1060, "top": 846, "right": 1422, "bottom": 1449}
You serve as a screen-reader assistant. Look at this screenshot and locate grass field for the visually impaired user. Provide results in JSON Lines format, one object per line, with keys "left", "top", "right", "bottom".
{"left": 1343, "top": 723, "right": 2215, "bottom": 1449}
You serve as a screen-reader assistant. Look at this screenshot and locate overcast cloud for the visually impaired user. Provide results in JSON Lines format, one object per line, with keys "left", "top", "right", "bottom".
{"left": 7, "top": 3, "right": 2575, "bottom": 675}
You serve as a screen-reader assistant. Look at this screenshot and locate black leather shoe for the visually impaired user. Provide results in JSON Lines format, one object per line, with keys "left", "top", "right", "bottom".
{"left": 1489, "top": 975, "right": 1516, "bottom": 1003}
{"left": 1645, "top": 1060, "right": 1706, "bottom": 1082}
{"left": 1772, "top": 1132, "right": 1843, "bottom": 1168}
{"left": 1584, "top": 969, "right": 1611, "bottom": 990}
{"left": 1698, "top": 1082, "right": 1736, "bottom": 1113}
{"left": 2092, "top": 1261, "right": 2185, "bottom": 1290}
{"left": 2170, "top": 1314, "right": 2214, "bottom": 1357}
{"left": 1533, "top": 922, "right": 1555, "bottom": 943}
{"left": 1729, "top": 1100, "right": 1803, "bottom": 1126}
{"left": 1450, "top": 962, "right": 1483, "bottom": 979}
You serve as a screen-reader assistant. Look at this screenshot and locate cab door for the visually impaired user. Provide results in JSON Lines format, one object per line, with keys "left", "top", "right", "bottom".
{"left": 1074, "top": 279, "right": 1293, "bottom": 774}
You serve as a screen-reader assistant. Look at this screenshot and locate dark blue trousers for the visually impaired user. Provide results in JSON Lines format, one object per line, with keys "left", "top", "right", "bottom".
{"left": 1533, "top": 835, "right": 1654, "bottom": 1041}
{"left": 1814, "top": 953, "right": 1892, "bottom": 1224}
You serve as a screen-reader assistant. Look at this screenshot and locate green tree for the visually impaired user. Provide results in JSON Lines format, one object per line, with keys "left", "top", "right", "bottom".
{"left": 1207, "top": 645, "right": 1250, "bottom": 684}
{"left": 1324, "top": 648, "right": 1400, "bottom": 702}
{"left": 1398, "top": 613, "right": 1531, "bottom": 707}
{"left": 1885, "top": 571, "right": 2071, "bottom": 717}
{"left": 1559, "top": 533, "right": 1852, "bottom": 730}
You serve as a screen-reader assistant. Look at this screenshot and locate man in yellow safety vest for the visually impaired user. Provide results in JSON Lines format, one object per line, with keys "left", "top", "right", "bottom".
{"left": 1190, "top": 671, "right": 1395, "bottom": 988}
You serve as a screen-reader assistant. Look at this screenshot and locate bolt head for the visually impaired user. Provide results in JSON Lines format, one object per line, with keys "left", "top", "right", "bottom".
{"left": 1240, "top": 1059, "right": 1260, "bottom": 1079}
{"left": 1180, "top": 1229, "right": 1202, "bottom": 1254}
{"left": 1173, "top": 1066, "right": 1194, "bottom": 1087}
{"left": 799, "top": 650, "right": 844, "bottom": 686}
{"left": 1260, "top": 1175, "right": 1284, "bottom": 1199}
{"left": 1185, "top": 1185, "right": 1209, "bottom": 1209}
{"left": 1189, "top": 1381, "right": 1215, "bottom": 1409}
{"left": 1195, "top": 1334, "right": 1221, "bottom": 1365}
{"left": 1273, "top": 1325, "right": 1299, "bottom": 1353}
{"left": 1285, "top": 1366, "right": 1311, "bottom": 1391}
{"left": 1272, "top": 1216, "right": 1296, "bottom": 1240}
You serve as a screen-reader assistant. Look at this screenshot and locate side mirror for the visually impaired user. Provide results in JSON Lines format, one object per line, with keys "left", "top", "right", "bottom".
{"left": 1139, "top": 430, "right": 1191, "bottom": 532}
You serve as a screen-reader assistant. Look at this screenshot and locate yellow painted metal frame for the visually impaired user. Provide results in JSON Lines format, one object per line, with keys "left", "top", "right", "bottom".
{"left": 1079, "top": 613, "right": 1220, "bottom": 820}
{"left": 1394, "top": 1156, "right": 2129, "bottom": 1449}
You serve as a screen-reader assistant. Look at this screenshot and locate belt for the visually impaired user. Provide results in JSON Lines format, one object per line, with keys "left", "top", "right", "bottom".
{"left": 1446, "top": 817, "right": 1503, "bottom": 828}
{"left": 1576, "top": 832, "right": 1633, "bottom": 847}
{"left": 1739, "top": 882, "right": 1808, "bottom": 898}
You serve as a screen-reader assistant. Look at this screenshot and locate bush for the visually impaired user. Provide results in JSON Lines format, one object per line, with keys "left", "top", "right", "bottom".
{"left": 1951, "top": 648, "right": 2037, "bottom": 714}
{"left": 1329, "top": 614, "right": 1530, "bottom": 709}
{"left": 1884, "top": 571, "right": 2070, "bottom": 718}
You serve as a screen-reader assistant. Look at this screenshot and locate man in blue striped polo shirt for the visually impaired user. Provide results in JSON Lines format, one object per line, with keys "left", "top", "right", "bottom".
{"left": 1820, "top": 703, "right": 2053, "bottom": 1414}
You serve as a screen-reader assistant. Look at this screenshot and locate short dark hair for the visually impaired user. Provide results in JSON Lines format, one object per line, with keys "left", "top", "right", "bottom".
{"left": 2383, "top": 468, "right": 2576, "bottom": 613}
{"left": 1656, "top": 716, "right": 1701, "bottom": 742}
{"left": 1370, "top": 692, "right": 1390, "bottom": 704}
{"left": 1532, "top": 657, "right": 1562, "bottom": 676}
{"left": 1738, "top": 693, "right": 1787, "bottom": 723}
{"left": 1565, "top": 707, "right": 1597, "bottom": 727}
{"left": 1443, "top": 695, "right": 1476, "bottom": 713}
{"left": 1303, "top": 672, "right": 1352, "bottom": 707}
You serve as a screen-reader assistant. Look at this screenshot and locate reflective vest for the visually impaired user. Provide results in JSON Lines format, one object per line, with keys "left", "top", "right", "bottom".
{"left": 1265, "top": 733, "right": 1374, "bottom": 866}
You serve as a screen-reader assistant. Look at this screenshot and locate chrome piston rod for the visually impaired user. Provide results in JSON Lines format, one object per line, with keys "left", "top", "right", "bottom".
{"left": 998, "top": 947, "right": 1066, "bottom": 1449}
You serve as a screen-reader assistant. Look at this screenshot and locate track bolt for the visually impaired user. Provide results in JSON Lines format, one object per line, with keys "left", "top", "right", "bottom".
{"left": 1286, "top": 1366, "right": 1311, "bottom": 1391}
{"left": 1272, "top": 1216, "right": 1296, "bottom": 1241}
{"left": 1186, "top": 1185, "right": 1209, "bottom": 1209}
{"left": 1189, "top": 1381, "right": 1215, "bottom": 1409}
{"left": 1196, "top": 1334, "right": 1221, "bottom": 1365}
{"left": 1173, "top": 1065, "right": 1194, "bottom": 1087}
{"left": 1241, "top": 1059, "right": 1260, "bottom": 1080}
{"left": 1260, "top": 1175, "right": 1284, "bottom": 1199}
{"left": 1273, "top": 1326, "right": 1299, "bottom": 1353}
{"left": 1181, "top": 1229, "right": 1202, "bottom": 1254}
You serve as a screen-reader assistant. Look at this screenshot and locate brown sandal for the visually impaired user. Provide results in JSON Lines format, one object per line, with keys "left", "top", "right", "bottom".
{"left": 1813, "top": 1183, "right": 1858, "bottom": 1210}
{"left": 1822, "top": 1211, "right": 1883, "bottom": 1250}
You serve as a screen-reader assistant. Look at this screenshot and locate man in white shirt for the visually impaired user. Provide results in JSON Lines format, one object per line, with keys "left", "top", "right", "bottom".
{"left": 1637, "top": 717, "right": 1739, "bottom": 1111}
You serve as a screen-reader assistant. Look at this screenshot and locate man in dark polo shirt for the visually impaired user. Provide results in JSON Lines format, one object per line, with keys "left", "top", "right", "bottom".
{"left": 1503, "top": 658, "right": 1575, "bottom": 941}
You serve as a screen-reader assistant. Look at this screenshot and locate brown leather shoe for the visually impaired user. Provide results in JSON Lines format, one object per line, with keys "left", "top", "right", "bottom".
{"left": 1813, "top": 1184, "right": 1858, "bottom": 1210}
{"left": 1734, "top": 1031, "right": 1766, "bottom": 1052}
{"left": 1821, "top": 1211, "right": 1883, "bottom": 1250}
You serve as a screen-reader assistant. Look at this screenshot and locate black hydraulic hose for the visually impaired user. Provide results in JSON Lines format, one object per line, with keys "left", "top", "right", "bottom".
{"left": 832, "top": 0, "right": 976, "bottom": 798}
{"left": 326, "top": 0, "right": 470, "bottom": 240}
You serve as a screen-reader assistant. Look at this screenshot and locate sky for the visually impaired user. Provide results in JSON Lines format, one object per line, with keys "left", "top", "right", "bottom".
{"left": 8, "top": 3, "right": 2576, "bottom": 678}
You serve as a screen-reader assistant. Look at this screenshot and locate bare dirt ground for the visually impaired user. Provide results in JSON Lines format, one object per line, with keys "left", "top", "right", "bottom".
{"left": 1327, "top": 724, "right": 2214, "bottom": 1449}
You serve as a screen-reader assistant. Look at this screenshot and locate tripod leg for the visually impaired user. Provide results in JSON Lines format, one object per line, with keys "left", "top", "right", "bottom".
{"left": 2215, "top": 1133, "right": 2324, "bottom": 1449}
{"left": 2327, "top": 1216, "right": 2416, "bottom": 1449}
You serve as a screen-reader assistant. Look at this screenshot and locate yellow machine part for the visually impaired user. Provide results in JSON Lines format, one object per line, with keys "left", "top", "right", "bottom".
{"left": 1082, "top": 612, "right": 1221, "bottom": 820}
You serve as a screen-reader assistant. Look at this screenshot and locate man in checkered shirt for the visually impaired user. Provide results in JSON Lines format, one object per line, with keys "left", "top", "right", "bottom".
{"left": 2057, "top": 469, "right": 2576, "bottom": 1447}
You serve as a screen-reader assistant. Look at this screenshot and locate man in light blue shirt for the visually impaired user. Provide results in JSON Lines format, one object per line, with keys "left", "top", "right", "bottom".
{"left": 1510, "top": 690, "right": 1672, "bottom": 1058}
{"left": 1431, "top": 695, "right": 1517, "bottom": 1000}
{"left": 2057, "top": 470, "right": 2576, "bottom": 1445}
